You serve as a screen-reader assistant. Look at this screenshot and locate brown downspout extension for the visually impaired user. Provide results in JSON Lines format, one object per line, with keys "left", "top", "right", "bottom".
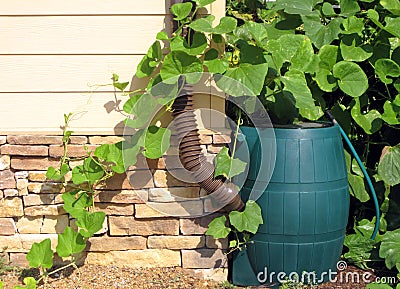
{"left": 171, "top": 85, "right": 245, "bottom": 212}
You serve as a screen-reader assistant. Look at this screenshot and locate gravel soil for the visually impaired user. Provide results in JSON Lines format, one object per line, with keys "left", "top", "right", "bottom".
{"left": 0, "top": 264, "right": 380, "bottom": 289}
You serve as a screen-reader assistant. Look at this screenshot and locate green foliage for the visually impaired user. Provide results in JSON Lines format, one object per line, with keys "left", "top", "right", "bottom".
{"left": 171, "top": 2, "right": 193, "bottom": 21}
{"left": 365, "top": 283, "right": 393, "bottom": 289}
{"left": 206, "top": 200, "right": 263, "bottom": 252}
{"left": 216, "top": 63, "right": 268, "bottom": 96}
{"left": 76, "top": 211, "right": 106, "bottom": 238}
{"left": 229, "top": 200, "right": 263, "bottom": 234}
{"left": 56, "top": 227, "right": 86, "bottom": 258}
{"left": 206, "top": 215, "right": 231, "bottom": 239}
{"left": 345, "top": 150, "right": 370, "bottom": 202}
{"left": 71, "top": 157, "right": 104, "bottom": 185}
{"left": 62, "top": 191, "right": 92, "bottom": 219}
{"left": 214, "top": 147, "right": 247, "bottom": 179}
{"left": 142, "top": 126, "right": 171, "bottom": 159}
{"left": 332, "top": 61, "right": 368, "bottom": 97}
{"left": 343, "top": 218, "right": 380, "bottom": 269}
{"left": 378, "top": 145, "right": 400, "bottom": 186}
{"left": 25, "top": 113, "right": 122, "bottom": 286}
{"left": 13, "top": 277, "right": 37, "bottom": 289}
{"left": 112, "top": 73, "right": 129, "bottom": 92}
{"left": 94, "top": 142, "right": 125, "bottom": 173}
{"left": 160, "top": 51, "right": 203, "bottom": 84}
{"left": 188, "top": 15, "right": 237, "bottom": 34}
{"left": 224, "top": 0, "right": 400, "bottom": 279}
{"left": 26, "top": 239, "right": 53, "bottom": 270}
{"left": 379, "top": 228, "right": 400, "bottom": 269}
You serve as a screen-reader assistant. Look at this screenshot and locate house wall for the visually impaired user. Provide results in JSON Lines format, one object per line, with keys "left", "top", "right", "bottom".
{"left": 0, "top": 0, "right": 225, "bottom": 135}
{"left": 0, "top": 0, "right": 230, "bottom": 282}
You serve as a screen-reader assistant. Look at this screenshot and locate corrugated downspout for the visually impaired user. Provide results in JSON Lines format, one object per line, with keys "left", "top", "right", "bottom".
{"left": 172, "top": 85, "right": 245, "bottom": 212}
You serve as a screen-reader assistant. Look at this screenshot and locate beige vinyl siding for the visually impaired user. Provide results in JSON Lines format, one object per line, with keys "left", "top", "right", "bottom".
{"left": 0, "top": 0, "right": 225, "bottom": 135}
{"left": 0, "top": 0, "right": 172, "bottom": 15}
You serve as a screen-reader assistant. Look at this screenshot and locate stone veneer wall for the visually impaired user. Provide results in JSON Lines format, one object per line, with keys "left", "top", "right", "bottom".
{"left": 0, "top": 131, "right": 231, "bottom": 281}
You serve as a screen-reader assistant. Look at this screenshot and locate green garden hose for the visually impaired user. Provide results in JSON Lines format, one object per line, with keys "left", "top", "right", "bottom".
{"left": 325, "top": 111, "right": 380, "bottom": 240}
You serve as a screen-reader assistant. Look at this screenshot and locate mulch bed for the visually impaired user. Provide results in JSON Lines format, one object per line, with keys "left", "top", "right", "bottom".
{"left": 0, "top": 264, "right": 386, "bottom": 289}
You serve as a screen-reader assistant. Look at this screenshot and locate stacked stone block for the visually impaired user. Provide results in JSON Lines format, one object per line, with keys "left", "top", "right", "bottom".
{"left": 0, "top": 131, "right": 231, "bottom": 281}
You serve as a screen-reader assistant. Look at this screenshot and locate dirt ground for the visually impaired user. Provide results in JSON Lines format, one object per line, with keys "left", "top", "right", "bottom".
{"left": 0, "top": 264, "right": 386, "bottom": 289}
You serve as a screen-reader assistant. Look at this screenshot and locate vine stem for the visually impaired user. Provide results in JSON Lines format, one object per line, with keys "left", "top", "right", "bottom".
{"left": 61, "top": 114, "right": 73, "bottom": 165}
{"left": 384, "top": 83, "right": 392, "bottom": 100}
{"left": 37, "top": 261, "right": 76, "bottom": 284}
{"left": 231, "top": 109, "right": 242, "bottom": 161}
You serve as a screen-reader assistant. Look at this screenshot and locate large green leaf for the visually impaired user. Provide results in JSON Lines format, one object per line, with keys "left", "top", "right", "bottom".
{"left": 265, "top": 18, "right": 296, "bottom": 40}
{"left": 123, "top": 94, "right": 142, "bottom": 114}
{"left": 268, "top": 91, "right": 299, "bottom": 124}
{"left": 136, "top": 41, "right": 162, "bottom": 78}
{"left": 46, "top": 163, "right": 69, "bottom": 181}
{"left": 124, "top": 93, "right": 158, "bottom": 129}
{"left": 229, "top": 200, "right": 263, "bottom": 234}
{"left": 56, "top": 227, "right": 86, "bottom": 258}
{"left": 143, "top": 126, "right": 171, "bottom": 159}
{"left": 71, "top": 165, "right": 88, "bottom": 185}
{"left": 333, "top": 61, "right": 368, "bottom": 97}
{"left": 170, "top": 32, "right": 208, "bottom": 56}
{"left": 378, "top": 145, "right": 400, "bottom": 186}
{"left": 340, "top": 0, "right": 360, "bottom": 16}
{"left": 302, "top": 13, "right": 342, "bottom": 49}
{"left": 281, "top": 70, "right": 323, "bottom": 120}
{"left": 26, "top": 238, "right": 53, "bottom": 269}
{"left": 351, "top": 97, "right": 383, "bottom": 134}
{"left": 367, "top": 9, "right": 384, "bottom": 29}
{"left": 77, "top": 211, "right": 106, "bottom": 238}
{"left": 382, "top": 100, "right": 400, "bottom": 125}
{"left": 340, "top": 35, "right": 373, "bottom": 62}
{"left": 342, "top": 16, "right": 365, "bottom": 35}
{"left": 160, "top": 51, "right": 203, "bottom": 84}
{"left": 318, "top": 45, "right": 339, "bottom": 70}
{"left": 273, "top": 34, "right": 315, "bottom": 71}
{"left": 380, "top": 228, "right": 400, "bottom": 269}
{"left": 314, "top": 68, "right": 338, "bottom": 92}
{"left": 156, "top": 31, "right": 169, "bottom": 40}
{"left": 73, "top": 157, "right": 104, "bottom": 185}
{"left": 188, "top": 15, "right": 237, "bottom": 34}
{"left": 62, "top": 191, "right": 93, "bottom": 219}
{"left": 381, "top": 0, "right": 400, "bottom": 15}
{"left": 274, "top": 0, "right": 321, "bottom": 15}
{"left": 204, "top": 49, "right": 229, "bottom": 74}
{"left": 214, "top": 147, "right": 247, "bottom": 179}
{"left": 385, "top": 16, "right": 400, "bottom": 38}
{"left": 345, "top": 150, "right": 370, "bottom": 202}
{"left": 94, "top": 142, "right": 125, "bottom": 173}
{"left": 238, "top": 41, "right": 266, "bottom": 65}
{"left": 206, "top": 215, "right": 231, "bottom": 239}
{"left": 343, "top": 233, "right": 374, "bottom": 269}
{"left": 355, "top": 218, "right": 376, "bottom": 238}
{"left": 170, "top": 2, "right": 192, "bottom": 21}
{"left": 216, "top": 63, "right": 268, "bottom": 96}
{"left": 375, "top": 58, "right": 400, "bottom": 84}
{"left": 322, "top": 2, "right": 336, "bottom": 16}
{"left": 236, "top": 21, "right": 269, "bottom": 48}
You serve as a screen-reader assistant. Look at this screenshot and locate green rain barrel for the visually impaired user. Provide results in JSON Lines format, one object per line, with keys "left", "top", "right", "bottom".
{"left": 233, "top": 123, "right": 350, "bottom": 287}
